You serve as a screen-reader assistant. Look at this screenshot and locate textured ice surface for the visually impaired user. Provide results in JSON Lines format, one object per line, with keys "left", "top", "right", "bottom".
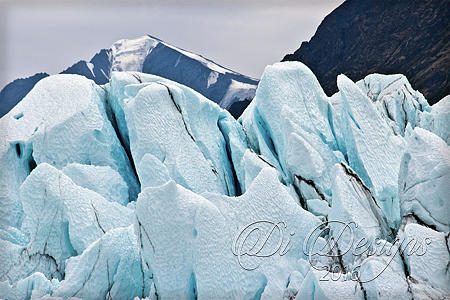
{"left": 355, "top": 74, "right": 430, "bottom": 136}
{"left": 240, "top": 62, "right": 340, "bottom": 202}
{"left": 62, "top": 163, "right": 129, "bottom": 206}
{"left": 401, "top": 223, "right": 450, "bottom": 296}
{"left": 418, "top": 95, "right": 450, "bottom": 144}
{"left": 240, "top": 149, "right": 274, "bottom": 192}
{"left": 358, "top": 248, "right": 410, "bottom": 299}
{"left": 398, "top": 128, "right": 450, "bottom": 231}
{"left": 354, "top": 73, "right": 449, "bottom": 144}
{"left": 296, "top": 269, "right": 363, "bottom": 300}
{"left": 0, "top": 61, "right": 448, "bottom": 299}
{"left": 337, "top": 74, "right": 405, "bottom": 227}
{"left": 53, "top": 226, "right": 149, "bottom": 300}
{"left": 135, "top": 168, "right": 320, "bottom": 299}
{"left": 328, "top": 163, "right": 392, "bottom": 265}
{"left": 0, "top": 272, "right": 57, "bottom": 300}
{"left": 107, "top": 72, "right": 245, "bottom": 196}
{"left": 0, "top": 74, "right": 138, "bottom": 230}
{"left": 20, "top": 164, "right": 133, "bottom": 278}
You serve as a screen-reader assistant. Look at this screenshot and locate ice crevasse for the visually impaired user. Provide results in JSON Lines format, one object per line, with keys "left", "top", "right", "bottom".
{"left": 0, "top": 62, "right": 448, "bottom": 299}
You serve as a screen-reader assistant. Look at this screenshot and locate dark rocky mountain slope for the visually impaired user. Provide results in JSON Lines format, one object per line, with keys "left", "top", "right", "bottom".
{"left": 0, "top": 73, "right": 49, "bottom": 117}
{"left": 283, "top": 0, "right": 449, "bottom": 105}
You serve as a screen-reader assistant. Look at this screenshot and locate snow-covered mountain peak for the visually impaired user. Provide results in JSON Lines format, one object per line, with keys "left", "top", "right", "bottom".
{"left": 110, "top": 35, "right": 158, "bottom": 72}
{"left": 0, "top": 35, "right": 258, "bottom": 118}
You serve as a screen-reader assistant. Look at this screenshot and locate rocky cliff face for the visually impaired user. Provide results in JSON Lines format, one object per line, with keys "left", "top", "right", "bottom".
{"left": 283, "top": 0, "right": 449, "bottom": 105}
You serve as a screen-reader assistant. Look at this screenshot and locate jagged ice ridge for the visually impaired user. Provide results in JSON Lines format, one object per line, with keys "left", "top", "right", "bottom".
{"left": 0, "top": 62, "right": 448, "bottom": 299}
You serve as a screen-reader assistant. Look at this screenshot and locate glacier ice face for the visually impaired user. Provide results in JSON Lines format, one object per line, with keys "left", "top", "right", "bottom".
{"left": 401, "top": 223, "right": 450, "bottom": 295}
{"left": 398, "top": 128, "right": 450, "bottom": 231}
{"left": 53, "top": 226, "right": 149, "bottom": 300}
{"left": 358, "top": 247, "right": 410, "bottom": 299}
{"left": 0, "top": 272, "right": 57, "bottom": 300}
{"left": 355, "top": 73, "right": 449, "bottom": 144}
{"left": 0, "top": 74, "right": 139, "bottom": 229}
{"left": 135, "top": 180, "right": 264, "bottom": 299}
{"left": 135, "top": 153, "right": 171, "bottom": 189}
{"left": 282, "top": 270, "right": 304, "bottom": 299}
{"left": 240, "top": 149, "right": 274, "bottom": 191}
{"left": 62, "top": 163, "right": 129, "bottom": 206}
{"left": 328, "top": 163, "right": 392, "bottom": 266}
{"left": 107, "top": 72, "right": 245, "bottom": 196}
{"left": 418, "top": 95, "right": 450, "bottom": 144}
{"left": 296, "top": 269, "right": 364, "bottom": 300}
{"left": 355, "top": 73, "right": 430, "bottom": 136}
{"left": 19, "top": 164, "right": 133, "bottom": 278}
{"left": 0, "top": 72, "right": 50, "bottom": 118}
{"left": 337, "top": 74, "right": 405, "bottom": 228}
{"left": 0, "top": 61, "right": 448, "bottom": 299}
{"left": 0, "top": 237, "right": 60, "bottom": 284}
{"left": 240, "top": 63, "right": 411, "bottom": 228}
{"left": 135, "top": 168, "right": 321, "bottom": 299}
{"left": 240, "top": 62, "right": 341, "bottom": 204}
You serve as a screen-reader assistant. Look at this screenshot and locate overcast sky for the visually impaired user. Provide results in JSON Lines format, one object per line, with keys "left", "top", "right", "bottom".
{"left": 0, "top": 0, "right": 344, "bottom": 89}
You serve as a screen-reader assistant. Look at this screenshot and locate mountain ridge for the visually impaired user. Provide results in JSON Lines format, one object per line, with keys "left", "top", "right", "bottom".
{"left": 282, "top": 0, "right": 449, "bottom": 105}
{"left": 0, "top": 35, "right": 258, "bottom": 118}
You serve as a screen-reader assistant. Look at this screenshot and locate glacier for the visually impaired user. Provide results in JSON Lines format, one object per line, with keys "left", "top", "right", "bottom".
{"left": 0, "top": 61, "right": 448, "bottom": 299}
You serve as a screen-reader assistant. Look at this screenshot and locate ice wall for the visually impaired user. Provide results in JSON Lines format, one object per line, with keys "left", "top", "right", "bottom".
{"left": 0, "top": 62, "right": 448, "bottom": 299}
